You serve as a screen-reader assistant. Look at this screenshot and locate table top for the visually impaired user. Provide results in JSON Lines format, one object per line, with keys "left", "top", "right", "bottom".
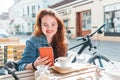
{"left": 0, "top": 63, "right": 97, "bottom": 80}
{"left": 49, "top": 63, "right": 97, "bottom": 80}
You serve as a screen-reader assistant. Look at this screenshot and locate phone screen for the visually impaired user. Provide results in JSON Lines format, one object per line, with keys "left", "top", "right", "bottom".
{"left": 39, "top": 47, "right": 54, "bottom": 66}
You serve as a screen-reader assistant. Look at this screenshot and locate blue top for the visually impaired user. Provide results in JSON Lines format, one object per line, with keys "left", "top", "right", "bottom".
{"left": 17, "top": 34, "right": 49, "bottom": 71}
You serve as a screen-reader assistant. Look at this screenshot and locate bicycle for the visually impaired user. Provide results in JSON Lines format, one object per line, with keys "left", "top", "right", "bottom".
{"left": 68, "top": 24, "right": 111, "bottom": 68}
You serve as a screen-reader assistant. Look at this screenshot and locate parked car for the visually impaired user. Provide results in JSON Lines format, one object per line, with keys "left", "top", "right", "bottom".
{"left": 0, "top": 29, "right": 9, "bottom": 38}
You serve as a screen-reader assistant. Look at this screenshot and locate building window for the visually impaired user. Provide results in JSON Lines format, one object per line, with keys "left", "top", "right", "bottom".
{"left": 104, "top": 3, "right": 120, "bottom": 35}
{"left": 23, "top": 8, "right": 24, "bottom": 16}
{"left": 27, "top": 6, "right": 29, "bottom": 15}
{"left": 64, "top": 20, "right": 68, "bottom": 28}
{"left": 105, "top": 11, "right": 120, "bottom": 33}
{"left": 32, "top": 5, "right": 35, "bottom": 17}
{"left": 38, "top": 5, "right": 40, "bottom": 10}
{"left": 81, "top": 10, "right": 91, "bottom": 30}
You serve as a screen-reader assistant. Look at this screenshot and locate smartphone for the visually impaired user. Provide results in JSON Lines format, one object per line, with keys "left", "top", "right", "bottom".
{"left": 39, "top": 47, "right": 54, "bottom": 66}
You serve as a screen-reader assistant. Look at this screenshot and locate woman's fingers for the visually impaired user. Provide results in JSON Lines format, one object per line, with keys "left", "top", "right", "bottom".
{"left": 40, "top": 57, "right": 49, "bottom": 62}
{"left": 47, "top": 62, "right": 52, "bottom": 67}
{"left": 39, "top": 57, "right": 52, "bottom": 65}
{"left": 43, "top": 58, "right": 52, "bottom": 65}
{"left": 34, "top": 56, "right": 52, "bottom": 68}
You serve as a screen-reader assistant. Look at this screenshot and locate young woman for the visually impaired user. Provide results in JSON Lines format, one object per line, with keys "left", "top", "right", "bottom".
{"left": 17, "top": 8, "right": 68, "bottom": 71}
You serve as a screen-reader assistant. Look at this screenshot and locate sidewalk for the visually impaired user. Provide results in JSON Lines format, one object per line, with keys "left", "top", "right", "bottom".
{"left": 92, "top": 34, "right": 120, "bottom": 42}
{"left": 70, "top": 34, "right": 120, "bottom": 42}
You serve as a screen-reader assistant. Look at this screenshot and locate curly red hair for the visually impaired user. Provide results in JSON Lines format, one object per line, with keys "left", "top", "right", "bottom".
{"left": 33, "top": 8, "right": 67, "bottom": 58}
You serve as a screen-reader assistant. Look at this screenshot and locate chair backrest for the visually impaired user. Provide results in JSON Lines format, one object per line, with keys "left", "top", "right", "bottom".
{"left": 0, "top": 46, "right": 4, "bottom": 66}
{"left": 0, "top": 44, "right": 25, "bottom": 66}
{"left": 0, "top": 38, "right": 20, "bottom": 44}
{"left": 4, "top": 44, "right": 25, "bottom": 61}
{"left": 13, "top": 44, "right": 25, "bottom": 61}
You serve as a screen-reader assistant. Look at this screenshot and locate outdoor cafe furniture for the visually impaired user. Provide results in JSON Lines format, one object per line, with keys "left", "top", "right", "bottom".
{"left": 0, "top": 63, "right": 98, "bottom": 80}
{"left": 0, "top": 38, "right": 20, "bottom": 44}
{"left": 0, "top": 38, "right": 21, "bottom": 66}
{"left": 0, "top": 43, "right": 25, "bottom": 67}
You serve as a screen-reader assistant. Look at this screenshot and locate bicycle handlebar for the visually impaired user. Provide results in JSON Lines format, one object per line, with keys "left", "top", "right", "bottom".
{"left": 69, "top": 24, "right": 106, "bottom": 51}
{"left": 90, "top": 23, "right": 106, "bottom": 37}
{"left": 76, "top": 37, "right": 87, "bottom": 41}
{"left": 68, "top": 24, "right": 106, "bottom": 63}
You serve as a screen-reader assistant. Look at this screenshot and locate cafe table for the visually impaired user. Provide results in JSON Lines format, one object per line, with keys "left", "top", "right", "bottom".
{"left": 49, "top": 63, "right": 97, "bottom": 80}
{"left": 0, "top": 63, "right": 98, "bottom": 80}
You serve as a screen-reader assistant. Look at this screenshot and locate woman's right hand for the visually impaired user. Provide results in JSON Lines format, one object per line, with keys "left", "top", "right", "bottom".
{"left": 33, "top": 57, "right": 52, "bottom": 68}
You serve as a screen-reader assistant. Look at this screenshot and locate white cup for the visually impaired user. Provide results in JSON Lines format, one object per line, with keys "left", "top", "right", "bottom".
{"left": 55, "top": 57, "right": 71, "bottom": 68}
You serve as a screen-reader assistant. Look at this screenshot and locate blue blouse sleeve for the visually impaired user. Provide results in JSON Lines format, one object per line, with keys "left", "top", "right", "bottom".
{"left": 17, "top": 40, "right": 38, "bottom": 71}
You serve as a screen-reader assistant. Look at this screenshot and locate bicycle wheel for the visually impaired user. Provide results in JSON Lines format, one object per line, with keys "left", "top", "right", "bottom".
{"left": 87, "top": 54, "right": 110, "bottom": 68}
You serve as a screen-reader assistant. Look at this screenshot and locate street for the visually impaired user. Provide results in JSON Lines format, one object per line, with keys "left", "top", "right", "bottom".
{"left": 10, "top": 34, "right": 120, "bottom": 62}
{"left": 68, "top": 39, "right": 120, "bottom": 62}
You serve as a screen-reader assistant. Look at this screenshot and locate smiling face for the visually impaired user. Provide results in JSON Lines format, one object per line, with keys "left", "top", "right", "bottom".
{"left": 41, "top": 15, "right": 58, "bottom": 39}
{"left": 33, "top": 9, "right": 67, "bottom": 58}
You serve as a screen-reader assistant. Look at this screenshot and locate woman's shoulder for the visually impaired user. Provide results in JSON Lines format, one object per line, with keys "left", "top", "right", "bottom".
{"left": 30, "top": 34, "right": 45, "bottom": 41}
{"left": 27, "top": 34, "right": 48, "bottom": 45}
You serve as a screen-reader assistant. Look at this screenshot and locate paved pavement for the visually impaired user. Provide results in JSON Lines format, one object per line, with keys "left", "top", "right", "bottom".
{"left": 93, "top": 34, "right": 120, "bottom": 42}
{"left": 68, "top": 38, "right": 120, "bottom": 62}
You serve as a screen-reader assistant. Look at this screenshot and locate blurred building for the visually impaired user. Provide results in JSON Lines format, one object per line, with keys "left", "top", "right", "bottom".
{"left": 0, "top": 12, "right": 9, "bottom": 20}
{"left": 14, "top": 0, "right": 21, "bottom": 3}
{"left": 0, "top": 12, "right": 9, "bottom": 33}
{"left": 46, "top": 0, "right": 63, "bottom": 6}
{"left": 9, "top": 0, "right": 62, "bottom": 35}
{"left": 50, "top": 0, "right": 120, "bottom": 38}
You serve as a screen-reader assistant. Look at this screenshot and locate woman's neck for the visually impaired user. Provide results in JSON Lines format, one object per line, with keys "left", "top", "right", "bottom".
{"left": 46, "top": 37, "right": 52, "bottom": 44}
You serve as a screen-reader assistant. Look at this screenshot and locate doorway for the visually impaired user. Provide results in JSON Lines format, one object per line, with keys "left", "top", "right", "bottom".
{"left": 76, "top": 10, "right": 91, "bottom": 37}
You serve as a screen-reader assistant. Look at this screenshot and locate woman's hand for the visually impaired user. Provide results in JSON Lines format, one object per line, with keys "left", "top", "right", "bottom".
{"left": 34, "top": 57, "right": 52, "bottom": 68}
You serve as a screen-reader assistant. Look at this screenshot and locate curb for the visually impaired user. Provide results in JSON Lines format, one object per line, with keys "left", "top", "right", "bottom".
{"left": 92, "top": 34, "right": 120, "bottom": 42}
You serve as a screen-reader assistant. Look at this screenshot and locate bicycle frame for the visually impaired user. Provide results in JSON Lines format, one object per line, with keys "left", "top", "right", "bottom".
{"left": 68, "top": 24, "right": 106, "bottom": 62}
{"left": 68, "top": 35, "right": 93, "bottom": 54}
